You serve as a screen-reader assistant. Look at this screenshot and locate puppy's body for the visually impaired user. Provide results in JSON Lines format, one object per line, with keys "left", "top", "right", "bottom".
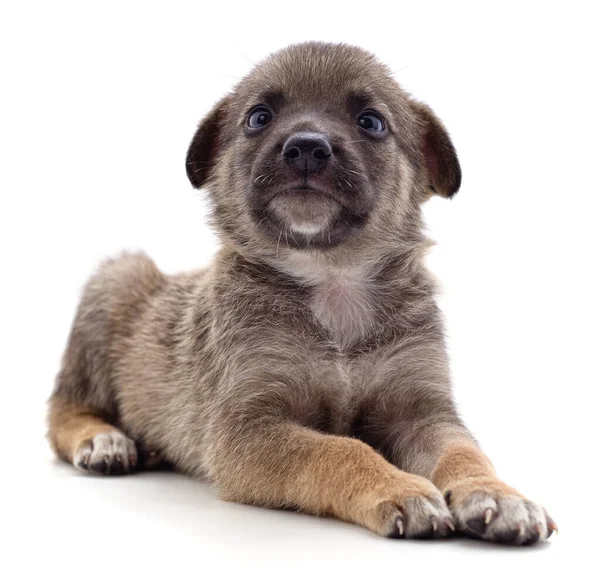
{"left": 49, "top": 43, "right": 555, "bottom": 544}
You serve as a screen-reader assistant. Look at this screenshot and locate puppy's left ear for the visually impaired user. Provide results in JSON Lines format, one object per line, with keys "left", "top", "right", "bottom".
{"left": 412, "top": 101, "right": 461, "bottom": 198}
{"left": 186, "top": 95, "right": 231, "bottom": 189}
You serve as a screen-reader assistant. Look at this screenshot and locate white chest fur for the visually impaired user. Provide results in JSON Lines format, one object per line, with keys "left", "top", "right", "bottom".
{"left": 278, "top": 253, "right": 375, "bottom": 350}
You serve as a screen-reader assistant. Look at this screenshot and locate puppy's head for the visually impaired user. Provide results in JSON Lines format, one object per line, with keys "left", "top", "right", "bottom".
{"left": 186, "top": 42, "right": 460, "bottom": 254}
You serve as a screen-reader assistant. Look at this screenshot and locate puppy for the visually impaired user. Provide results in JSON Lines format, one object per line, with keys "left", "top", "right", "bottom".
{"left": 48, "top": 42, "right": 556, "bottom": 544}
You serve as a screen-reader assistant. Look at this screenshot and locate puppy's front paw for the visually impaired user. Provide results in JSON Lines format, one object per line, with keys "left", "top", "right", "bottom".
{"left": 444, "top": 478, "right": 557, "bottom": 545}
{"left": 362, "top": 475, "right": 454, "bottom": 539}
{"left": 74, "top": 430, "right": 138, "bottom": 475}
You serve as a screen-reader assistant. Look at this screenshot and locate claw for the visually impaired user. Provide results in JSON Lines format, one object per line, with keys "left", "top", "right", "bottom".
{"left": 484, "top": 508, "right": 494, "bottom": 525}
{"left": 432, "top": 518, "right": 438, "bottom": 533}
{"left": 535, "top": 523, "right": 544, "bottom": 536}
{"left": 396, "top": 518, "right": 404, "bottom": 537}
{"left": 446, "top": 519, "right": 455, "bottom": 532}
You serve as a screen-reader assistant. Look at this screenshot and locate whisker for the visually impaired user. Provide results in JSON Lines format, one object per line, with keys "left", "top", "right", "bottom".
{"left": 190, "top": 162, "right": 254, "bottom": 169}
{"left": 256, "top": 215, "right": 269, "bottom": 227}
{"left": 276, "top": 230, "right": 282, "bottom": 258}
{"left": 188, "top": 152, "right": 261, "bottom": 166}
{"left": 390, "top": 65, "right": 409, "bottom": 76}
{"left": 342, "top": 168, "right": 366, "bottom": 178}
{"left": 340, "top": 215, "right": 352, "bottom": 229}
{"left": 239, "top": 51, "right": 257, "bottom": 67}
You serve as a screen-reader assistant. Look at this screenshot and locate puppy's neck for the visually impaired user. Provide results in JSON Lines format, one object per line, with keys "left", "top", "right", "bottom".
{"left": 277, "top": 252, "right": 375, "bottom": 350}
{"left": 269, "top": 238, "right": 430, "bottom": 351}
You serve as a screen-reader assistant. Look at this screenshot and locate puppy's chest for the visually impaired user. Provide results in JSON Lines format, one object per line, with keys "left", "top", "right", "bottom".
{"left": 307, "top": 268, "right": 376, "bottom": 350}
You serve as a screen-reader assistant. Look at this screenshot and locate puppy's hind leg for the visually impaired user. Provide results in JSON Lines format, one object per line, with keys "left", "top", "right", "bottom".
{"left": 48, "top": 252, "right": 166, "bottom": 475}
{"left": 48, "top": 397, "right": 138, "bottom": 475}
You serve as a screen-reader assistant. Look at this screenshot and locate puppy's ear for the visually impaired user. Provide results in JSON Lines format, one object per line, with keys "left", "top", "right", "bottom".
{"left": 186, "top": 96, "right": 231, "bottom": 189}
{"left": 412, "top": 101, "right": 461, "bottom": 198}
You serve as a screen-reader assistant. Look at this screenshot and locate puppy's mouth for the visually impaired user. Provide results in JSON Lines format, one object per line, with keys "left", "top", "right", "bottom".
{"left": 246, "top": 157, "right": 375, "bottom": 249}
{"left": 273, "top": 183, "right": 345, "bottom": 204}
{"left": 265, "top": 182, "right": 344, "bottom": 239}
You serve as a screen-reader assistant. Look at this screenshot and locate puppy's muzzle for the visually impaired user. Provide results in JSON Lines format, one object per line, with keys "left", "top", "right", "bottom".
{"left": 282, "top": 132, "right": 332, "bottom": 174}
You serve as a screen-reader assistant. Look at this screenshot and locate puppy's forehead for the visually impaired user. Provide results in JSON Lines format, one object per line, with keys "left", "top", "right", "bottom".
{"left": 237, "top": 43, "right": 403, "bottom": 108}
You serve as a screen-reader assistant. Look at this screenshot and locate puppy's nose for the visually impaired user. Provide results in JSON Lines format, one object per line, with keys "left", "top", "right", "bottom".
{"left": 282, "top": 132, "right": 332, "bottom": 173}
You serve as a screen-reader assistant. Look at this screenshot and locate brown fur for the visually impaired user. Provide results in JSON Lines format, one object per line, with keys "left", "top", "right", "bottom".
{"left": 48, "top": 42, "right": 554, "bottom": 544}
{"left": 49, "top": 398, "right": 120, "bottom": 462}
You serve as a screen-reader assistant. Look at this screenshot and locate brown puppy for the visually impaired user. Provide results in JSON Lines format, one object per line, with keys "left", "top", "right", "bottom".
{"left": 48, "top": 42, "right": 556, "bottom": 544}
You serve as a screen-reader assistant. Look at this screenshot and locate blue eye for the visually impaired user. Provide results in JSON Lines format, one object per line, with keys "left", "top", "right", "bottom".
{"left": 357, "top": 111, "right": 385, "bottom": 133}
{"left": 247, "top": 107, "right": 273, "bottom": 129}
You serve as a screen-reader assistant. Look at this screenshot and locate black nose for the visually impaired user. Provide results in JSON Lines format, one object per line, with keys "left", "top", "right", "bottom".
{"left": 282, "top": 132, "right": 332, "bottom": 173}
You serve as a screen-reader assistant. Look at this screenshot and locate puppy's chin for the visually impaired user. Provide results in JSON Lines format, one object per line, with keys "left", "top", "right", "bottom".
{"left": 250, "top": 187, "right": 372, "bottom": 250}
{"left": 268, "top": 190, "right": 340, "bottom": 238}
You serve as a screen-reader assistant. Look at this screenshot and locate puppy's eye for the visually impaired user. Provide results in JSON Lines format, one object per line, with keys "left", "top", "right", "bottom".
{"left": 247, "top": 106, "right": 273, "bottom": 129}
{"left": 357, "top": 111, "right": 385, "bottom": 133}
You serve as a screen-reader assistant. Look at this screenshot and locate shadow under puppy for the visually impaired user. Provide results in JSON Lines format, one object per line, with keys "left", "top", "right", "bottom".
{"left": 48, "top": 42, "right": 556, "bottom": 545}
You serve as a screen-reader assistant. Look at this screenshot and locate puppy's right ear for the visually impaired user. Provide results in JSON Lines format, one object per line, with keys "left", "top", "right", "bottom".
{"left": 185, "top": 96, "right": 231, "bottom": 189}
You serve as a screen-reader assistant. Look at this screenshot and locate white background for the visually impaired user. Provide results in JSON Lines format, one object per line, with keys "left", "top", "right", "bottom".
{"left": 1, "top": 1, "right": 598, "bottom": 580}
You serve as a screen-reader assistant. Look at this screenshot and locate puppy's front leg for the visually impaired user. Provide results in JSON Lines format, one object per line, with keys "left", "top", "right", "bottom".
{"left": 207, "top": 420, "right": 453, "bottom": 538}
{"left": 382, "top": 412, "right": 557, "bottom": 544}
{"left": 365, "top": 341, "right": 556, "bottom": 545}
{"left": 431, "top": 437, "right": 557, "bottom": 544}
